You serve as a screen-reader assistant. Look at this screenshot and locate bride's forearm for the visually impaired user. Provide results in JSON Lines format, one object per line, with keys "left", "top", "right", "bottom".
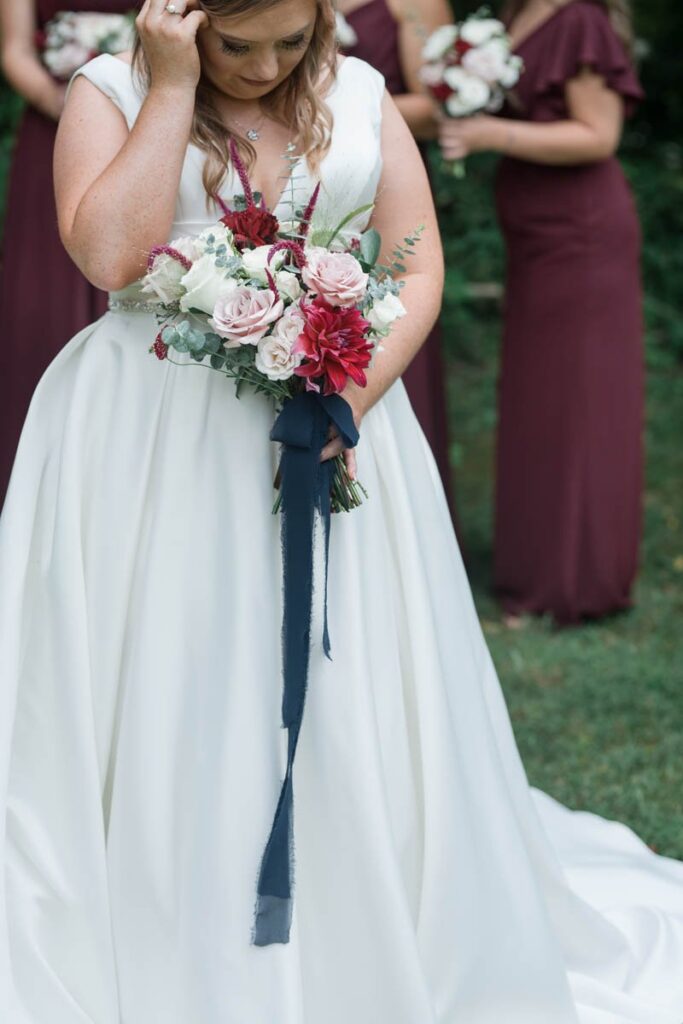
{"left": 58, "top": 81, "right": 196, "bottom": 291}
{"left": 346, "top": 268, "right": 443, "bottom": 420}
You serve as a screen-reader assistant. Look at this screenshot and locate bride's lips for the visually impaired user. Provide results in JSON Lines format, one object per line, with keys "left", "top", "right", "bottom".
{"left": 239, "top": 76, "right": 276, "bottom": 87}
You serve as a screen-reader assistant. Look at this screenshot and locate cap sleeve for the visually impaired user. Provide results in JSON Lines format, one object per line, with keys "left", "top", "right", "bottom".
{"left": 535, "top": 2, "right": 643, "bottom": 116}
{"left": 68, "top": 53, "right": 143, "bottom": 129}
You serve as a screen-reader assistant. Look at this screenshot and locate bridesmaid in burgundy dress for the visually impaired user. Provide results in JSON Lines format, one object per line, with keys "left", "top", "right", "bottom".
{"left": 0, "top": 0, "right": 132, "bottom": 505}
{"left": 439, "top": 0, "right": 643, "bottom": 624}
{"left": 337, "top": 0, "right": 455, "bottom": 505}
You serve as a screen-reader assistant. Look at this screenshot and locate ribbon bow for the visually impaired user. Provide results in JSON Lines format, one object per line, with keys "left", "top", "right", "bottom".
{"left": 253, "top": 391, "right": 359, "bottom": 947}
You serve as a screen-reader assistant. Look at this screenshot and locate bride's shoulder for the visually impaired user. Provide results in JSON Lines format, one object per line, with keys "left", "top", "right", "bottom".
{"left": 329, "top": 54, "right": 386, "bottom": 102}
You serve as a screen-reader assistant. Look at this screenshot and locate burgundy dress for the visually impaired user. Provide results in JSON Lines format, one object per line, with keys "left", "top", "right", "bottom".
{"left": 494, "top": 0, "right": 644, "bottom": 624}
{"left": 342, "top": 0, "right": 453, "bottom": 504}
{"left": 0, "top": 0, "right": 130, "bottom": 505}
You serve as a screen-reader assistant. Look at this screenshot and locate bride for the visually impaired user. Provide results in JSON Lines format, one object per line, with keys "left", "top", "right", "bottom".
{"left": 1, "top": 0, "right": 682, "bottom": 1019}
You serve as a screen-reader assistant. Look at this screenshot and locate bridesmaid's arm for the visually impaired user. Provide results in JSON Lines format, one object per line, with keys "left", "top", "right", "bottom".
{"left": 438, "top": 67, "right": 624, "bottom": 165}
{"left": 54, "top": 0, "right": 206, "bottom": 291}
{"left": 321, "top": 90, "right": 443, "bottom": 467}
{"left": 0, "top": 0, "right": 66, "bottom": 120}
{"left": 388, "top": 0, "right": 452, "bottom": 141}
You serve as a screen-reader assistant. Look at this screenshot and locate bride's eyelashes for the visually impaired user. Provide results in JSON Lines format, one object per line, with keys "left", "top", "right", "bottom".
{"left": 219, "top": 34, "right": 308, "bottom": 55}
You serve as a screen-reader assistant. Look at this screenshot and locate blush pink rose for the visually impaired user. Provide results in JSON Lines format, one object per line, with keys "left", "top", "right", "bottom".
{"left": 209, "top": 286, "right": 284, "bottom": 347}
{"left": 301, "top": 248, "right": 369, "bottom": 308}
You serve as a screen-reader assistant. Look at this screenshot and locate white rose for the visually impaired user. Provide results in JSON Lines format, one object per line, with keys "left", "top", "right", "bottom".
{"left": 419, "top": 61, "right": 447, "bottom": 88}
{"left": 44, "top": 41, "right": 92, "bottom": 79}
{"left": 241, "top": 245, "right": 286, "bottom": 282}
{"left": 422, "top": 24, "right": 459, "bottom": 62}
{"left": 462, "top": 38, "right": 509, "bottom": 85}
{"left": 255, "top": 309, "right": 305, "bottom": 380}
{"left": 443, "top": 67, "right": 491, "bottom": 116}
{"left": 367, "top": 293, "right": 407, "bottom": 335}
{"left": 335, "top": 11, "right": 358, "bottom": 48}
{"left": 141, "top": 236, "right": 196, "bottom": 305}
{"left": 459, "top": 17, "right": 505, "bottom": 47}
{"left": 275, "top": 270, "right": 302, "bottom": 303}
{"left": 179, "top": 253, "right": 238, "bottom": 315}
{"left": 499, "top": 54, "right": 524, "bottom": 89}
{"left": 194, "top": 223, "right": 236, "bottom": 257}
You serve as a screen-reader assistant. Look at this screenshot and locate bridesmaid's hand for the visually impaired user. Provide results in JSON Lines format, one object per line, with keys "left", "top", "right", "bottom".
{"left": 136, "top": 0, "right": 208, "bottom": 92}
{"left": 438, "top": 114, "right": 507, "bottom": 160}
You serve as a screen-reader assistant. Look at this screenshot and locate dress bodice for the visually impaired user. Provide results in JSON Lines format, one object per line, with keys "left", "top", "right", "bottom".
{"left": 341, "top": 0, "right": 406, "bottom": 97}
{"left": 73, "top": 55, "right": 385, "bottom": 302}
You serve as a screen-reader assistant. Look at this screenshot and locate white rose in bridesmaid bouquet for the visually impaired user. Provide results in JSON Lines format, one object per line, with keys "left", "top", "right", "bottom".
{"left": 240, "top": 245, "right": 286, "bottom": 283}
{"left": 142, "top": 236, "right": 196, "bottom": 305}
{"left": 367, "top": 293, "right": 407, "bottom": 335}
{"left": 461, "top": 38, "right": 510, "bottom": 85}
{"left": 421, "top": 24, "right": 458, "bottom": 62}
{"left": 179, "top": 254, "right": 238, "bottom": 315}
{"left": 302, "top": 248, "right": 368, "bottom": 308}
{"left": 275, "top": 270, "right": 303, "bottom": 303}
{"left": 443, "top": 67, "right": 491, "bottom": 116}
{"left": 43, "top": 41, "right": 92, "bottom": 79}
{"left": 459, "top": 17, "right": 504, "bottom": 46}
{"left": 255, "top": 308, "right": 305, "bottom": 380}
{"left": 210, "top": 286, "right": 284, "bottom": 347}
{"left": 499, "top": 54, "right": 524, "bottom": 89}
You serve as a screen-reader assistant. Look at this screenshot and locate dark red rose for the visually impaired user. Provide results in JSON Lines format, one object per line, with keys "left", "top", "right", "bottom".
{"left": 221, "top": 207, "right": 280, "bottom": 250}
{"left": 429, "top": 82, "right": 454, "bottom": 103}
{"left": 454, "top": 38, "right": 473, "bottom": 57}
{"left": 293, "top": 298, "right": 373, "bottom": 396}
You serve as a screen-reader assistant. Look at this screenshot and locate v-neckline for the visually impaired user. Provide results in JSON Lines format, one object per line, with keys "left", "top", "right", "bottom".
{"left": 510, "top": 0, "right": 578, "bottom": 53}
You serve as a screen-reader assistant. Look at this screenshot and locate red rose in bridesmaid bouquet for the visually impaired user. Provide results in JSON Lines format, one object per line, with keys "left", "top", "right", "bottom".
{"left": 221, "top": 207, "right": 280, "bottom": 250}
{"left": 294, "top": 298, "right": 373, "bottom": 396}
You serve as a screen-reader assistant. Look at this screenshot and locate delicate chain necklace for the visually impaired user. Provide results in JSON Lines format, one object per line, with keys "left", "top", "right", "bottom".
{"left": 227, "top": 111, "right": 267, "bottom": 142}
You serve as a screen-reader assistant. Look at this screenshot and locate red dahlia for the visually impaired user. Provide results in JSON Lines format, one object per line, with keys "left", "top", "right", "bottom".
{"left": 221, "top": 207, "right": 280, "bottom": 250}
{"left": 293, "top": 298, "right": 373, "bottom": 396}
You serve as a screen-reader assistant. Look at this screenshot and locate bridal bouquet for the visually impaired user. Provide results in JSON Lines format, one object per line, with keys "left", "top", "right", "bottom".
{"left": 421, "top": 7, "right": 523, "bottom": 177}
{"left": 38, "top": 11, "right": 135, "bottom": 80}
{"left": 144, "top": 142, "right": 413, "bottom": 512}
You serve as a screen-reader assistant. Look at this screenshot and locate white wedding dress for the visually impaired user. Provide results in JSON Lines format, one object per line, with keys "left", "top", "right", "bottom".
{"left": 1, "top": 53, "right": 682, "bottom": 1024}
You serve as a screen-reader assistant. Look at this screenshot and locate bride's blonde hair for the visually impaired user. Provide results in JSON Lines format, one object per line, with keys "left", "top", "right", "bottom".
{"left": 132, "top": 0, "right": 337, "bottom": 198}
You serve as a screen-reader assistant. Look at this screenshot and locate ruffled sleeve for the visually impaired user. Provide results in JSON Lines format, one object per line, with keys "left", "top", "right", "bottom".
{"left": 532, "top": 1, "right": 643, "bottom": 116}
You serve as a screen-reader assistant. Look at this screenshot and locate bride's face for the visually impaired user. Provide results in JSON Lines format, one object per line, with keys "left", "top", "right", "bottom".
{"left": 197, "top": 0, "right": 319, "bottom": 101}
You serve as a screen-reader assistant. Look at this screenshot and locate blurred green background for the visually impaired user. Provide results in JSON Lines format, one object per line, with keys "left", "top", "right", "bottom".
{"left": 0, "top": 0, "right": 681, "bottom": 853}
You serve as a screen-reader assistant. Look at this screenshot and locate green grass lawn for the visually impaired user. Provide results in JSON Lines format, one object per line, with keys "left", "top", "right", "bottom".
{"left": 442, "top": 313, "right": 683, "bottom": 858}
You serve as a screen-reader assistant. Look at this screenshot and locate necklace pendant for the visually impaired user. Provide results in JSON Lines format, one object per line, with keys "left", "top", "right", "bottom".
{"left": 246, "top": 128, "right": 260, "bottom": 142}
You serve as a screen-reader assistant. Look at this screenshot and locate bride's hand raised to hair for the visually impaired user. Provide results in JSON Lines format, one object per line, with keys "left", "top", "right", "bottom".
{"left": 136, "top": 0, "right": 208, "bottom": 90}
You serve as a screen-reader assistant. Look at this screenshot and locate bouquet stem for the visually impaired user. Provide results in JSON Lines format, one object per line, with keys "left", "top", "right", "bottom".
{"left": 272, "top": 453, "right": 367, "bottom": 515}
{"left": 444, "top": 158, "right": 466, "bottom": 179}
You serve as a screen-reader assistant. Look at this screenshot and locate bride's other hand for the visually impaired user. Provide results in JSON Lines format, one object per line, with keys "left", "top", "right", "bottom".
{"left": 438, "top": 114, "right": 506, "bottom": 160}
{"left": 319, "top": 384, "right": 364, "bottom": 478}
{"left": 136, "top": 0, "right": 207, "bottom": 91}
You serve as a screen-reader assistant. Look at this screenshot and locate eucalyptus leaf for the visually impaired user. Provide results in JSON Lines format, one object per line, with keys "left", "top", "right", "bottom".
{"left": 360, "top": 229, "right": 381, "bottom": 269}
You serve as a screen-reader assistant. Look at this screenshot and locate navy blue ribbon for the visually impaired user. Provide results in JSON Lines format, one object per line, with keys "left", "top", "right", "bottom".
{"left": 253, "top": 391, "right": 359, "bottom": 947}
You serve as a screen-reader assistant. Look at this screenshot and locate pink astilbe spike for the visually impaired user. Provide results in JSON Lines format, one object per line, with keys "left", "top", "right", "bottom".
{"left": 265, "top": 268, "right": 280, "bottom": 301}
{"left": 298, "top": 182, "right": 320, "bottom": 241}
{"left": 147, "top": 245, "right": 193, "bottom": 273}
{"left": 229, "top": 138, "right": 254, "bottom": 208}
{"left": 268, "top": 240, "right": 307, "bottom": 270}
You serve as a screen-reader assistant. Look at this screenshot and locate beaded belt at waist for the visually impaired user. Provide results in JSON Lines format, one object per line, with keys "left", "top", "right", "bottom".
{"left": 108, "top": 297, "right": 165, "bottom": 314}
